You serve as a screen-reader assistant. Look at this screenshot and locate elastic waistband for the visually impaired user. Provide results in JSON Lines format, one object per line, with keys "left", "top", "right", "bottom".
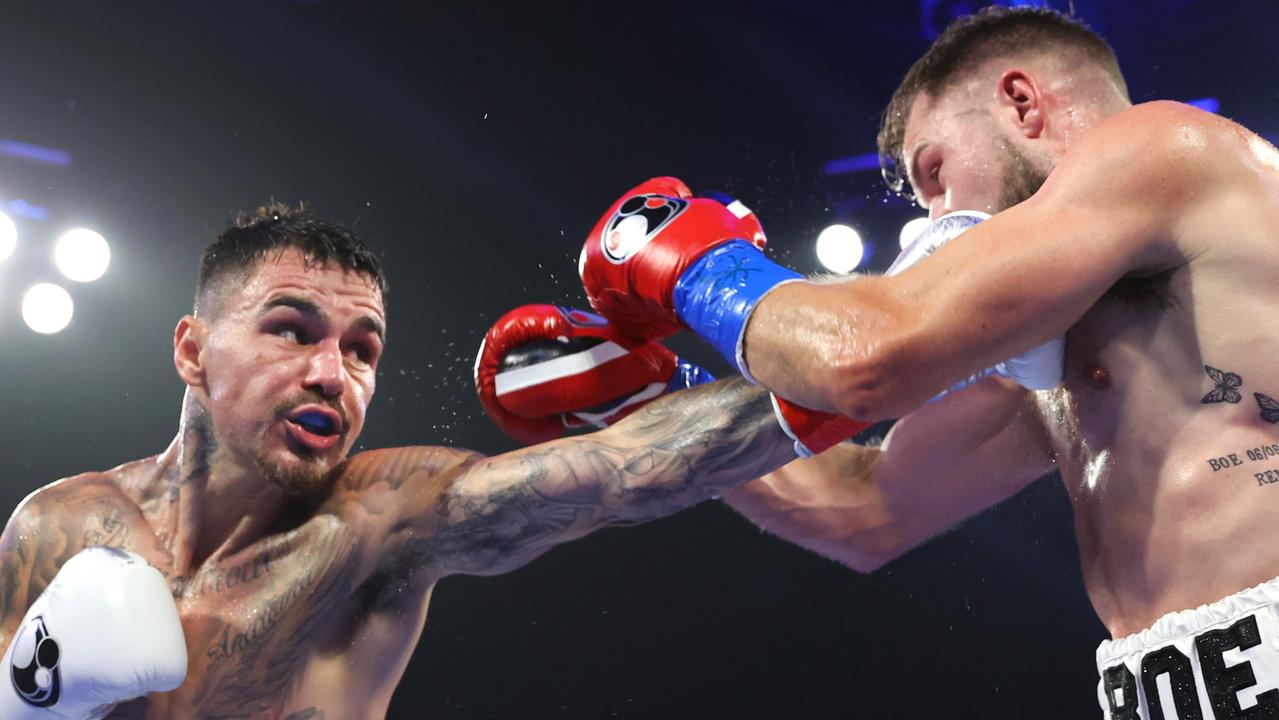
{"left": 1097, "top": 576, "right": 1279, "bottom": 667}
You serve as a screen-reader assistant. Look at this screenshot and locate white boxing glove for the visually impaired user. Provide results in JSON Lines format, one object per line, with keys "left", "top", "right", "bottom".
{"left": 0, "top": 547, "right": 188, "bottom": 720}
{"left": 888, "top": 210, "right": 1064, "bottom": 397}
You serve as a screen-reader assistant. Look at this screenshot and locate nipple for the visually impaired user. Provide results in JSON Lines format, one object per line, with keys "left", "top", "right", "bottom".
{"left": 1083, "top": 362, "right": 1112, "bottom": 391}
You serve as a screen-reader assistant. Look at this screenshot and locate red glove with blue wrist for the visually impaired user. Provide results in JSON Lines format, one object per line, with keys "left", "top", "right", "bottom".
{"left": 579, "top": 177, "right": 870, "bottom": 456}
{"left": 578, "top": 176, "right": 782, "bottom": 367}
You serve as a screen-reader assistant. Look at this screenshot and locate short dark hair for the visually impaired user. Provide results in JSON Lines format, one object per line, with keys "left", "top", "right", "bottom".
{"left": 878, "top": 6, "right": 1127, "bottom": 198}
{"left": 195, "top": 201, "right": 388, "bottom": 317}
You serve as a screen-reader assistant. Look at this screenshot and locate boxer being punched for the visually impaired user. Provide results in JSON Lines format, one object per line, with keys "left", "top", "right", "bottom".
{"left": 576, "top": 7, "right": 1279, "bottom": 717}
{"left": 0, "top": 204, "right": 797, "bottom": 719}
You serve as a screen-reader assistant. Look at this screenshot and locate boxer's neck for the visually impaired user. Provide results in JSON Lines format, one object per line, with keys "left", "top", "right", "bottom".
{"left": 158, "top": 391, "right": 290, "bottom": 574}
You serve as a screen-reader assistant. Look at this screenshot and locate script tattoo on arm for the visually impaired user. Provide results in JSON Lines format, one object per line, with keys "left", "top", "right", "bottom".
{"left": 0, "top": 481, "right": 136, "bottom": 647}
{"left": 1202, "top": 365, "right": 1243, "bottom": 404}
{"left": 427, "top": 377, "right": 795, "bottom": 576}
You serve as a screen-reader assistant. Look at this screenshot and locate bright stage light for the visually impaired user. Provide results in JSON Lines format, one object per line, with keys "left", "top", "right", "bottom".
{"left": 54, "top": 228, "right": 110, "bottom": 282}
{"left": 22, "top": 283, "right": 74, "bottom": 334}
{"left": 0, "top": 211, "right": 15, "bottom": 262}
{"left": 815, "top": 224, "right": 864, "bottom": 274}
{"left": 899, "top": 217, "right": 931, "bottom": 249}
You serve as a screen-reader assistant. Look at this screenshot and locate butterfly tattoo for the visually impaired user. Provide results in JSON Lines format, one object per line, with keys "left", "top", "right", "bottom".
{"left": 1202, "top": 365, "right": 1243, "bottom": 404}
{"left": 1256, "top": 393, "right": 1279, "bottom": 424}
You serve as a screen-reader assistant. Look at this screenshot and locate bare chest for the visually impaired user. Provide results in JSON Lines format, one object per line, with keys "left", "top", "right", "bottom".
{"left": 1036, "top": 270, "right": 1191, "bottom": 476}
{"left": 110, "top": 517, "right": 371, "bottom": 719}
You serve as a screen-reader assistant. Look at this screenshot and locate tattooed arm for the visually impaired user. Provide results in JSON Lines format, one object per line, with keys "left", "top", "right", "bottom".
{"left": 0, "top": 476, "right": 137, "bottom": 649}
{"left": 0, "top": 491, "right": 42, "bottom": 650}
{"left": 348, "top": 377, "right": 793, "bottom": 579}
{"left": 431, "top": 377, "right": 792, "bottom": 576}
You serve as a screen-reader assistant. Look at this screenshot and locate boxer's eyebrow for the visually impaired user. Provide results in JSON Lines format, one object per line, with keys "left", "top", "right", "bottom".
{"left": 261, "top": 295, "right": 385, "bottom": 344}
{"left": 261, "top": 295, "right": 324, "bottom": 320}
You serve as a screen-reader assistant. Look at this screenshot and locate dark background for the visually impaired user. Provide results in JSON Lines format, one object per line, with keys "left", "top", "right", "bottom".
{"left": 0, "top": 1, "right": 1275, "bottom": 717}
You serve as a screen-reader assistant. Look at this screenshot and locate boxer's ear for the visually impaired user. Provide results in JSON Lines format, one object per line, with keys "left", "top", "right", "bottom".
{"left": 173, "top": 315, "right": 207, "bottom": 388}
{"left": 997, "top": 69, "right": 1045, "bottom": 139}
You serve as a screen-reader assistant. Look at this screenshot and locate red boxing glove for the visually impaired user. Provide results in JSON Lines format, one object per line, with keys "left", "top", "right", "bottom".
{"left": 771, "top": 396, "right": 872, "bottom": 457}
{"left": 475, "top": 305, "right": 681, "bottom": 445}
{"left": 578, "top": 176, "right": 766, "bottom": 340}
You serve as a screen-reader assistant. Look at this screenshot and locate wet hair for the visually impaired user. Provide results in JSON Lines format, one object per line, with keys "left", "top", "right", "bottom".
{"left": 877, "top": 6, "right": 1128, "bottom": 198}
{"left": 194, "top": 201, "right": 388, "bottom": 318}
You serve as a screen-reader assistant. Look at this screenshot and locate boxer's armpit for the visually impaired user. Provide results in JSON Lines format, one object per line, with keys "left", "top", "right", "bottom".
{"left": 424, "top": 377, "right": 795, "bottom": 577}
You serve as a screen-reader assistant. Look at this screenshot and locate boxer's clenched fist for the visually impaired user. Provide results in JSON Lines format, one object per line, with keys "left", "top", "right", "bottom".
{"left": 578, "top": 177, "right": 775, "bottom": 344}
{"left": 0, "top": 548, "right": 187, "bottom": 720}
{"left": 889, "top": 211, "right": 1064, "bottom": 396}
{"left": 474, "top": 304, "right": 713, "bottom": 445}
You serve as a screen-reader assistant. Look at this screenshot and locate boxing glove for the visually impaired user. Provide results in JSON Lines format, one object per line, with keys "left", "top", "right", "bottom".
{"left": 475, "top": 304, "right": 713, "bottom": 444}
{"left": 0, "top": 547, "right": 188, "bottom": 720}
{"left": 579, "top": 177, "right": 799, "bottom": 376}
{"left": 888, "top": 211, "right": 1064, "bottom": 396}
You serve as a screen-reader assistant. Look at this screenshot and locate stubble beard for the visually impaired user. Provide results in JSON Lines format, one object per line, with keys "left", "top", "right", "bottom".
{"left": 254, "top": 450, "right": 332, "bottom": 498}
{"left": 995, "top": 142, "right": 1050, "bottom": 211}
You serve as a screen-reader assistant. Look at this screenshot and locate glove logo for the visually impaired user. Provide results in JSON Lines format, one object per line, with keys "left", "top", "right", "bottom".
{"left": 601, "top": 194, "right": 688, "bottom": 264}
{"left": 10, "top": 615, "right": 60, "bottom": 707}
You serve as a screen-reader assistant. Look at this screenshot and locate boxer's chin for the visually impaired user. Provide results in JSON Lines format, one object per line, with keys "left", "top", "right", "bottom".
{"left": 256, "top": 453, "right": 331, "bottom": 498}
{"left": 995, "top": 143, "right": 1049, "bottom": 211}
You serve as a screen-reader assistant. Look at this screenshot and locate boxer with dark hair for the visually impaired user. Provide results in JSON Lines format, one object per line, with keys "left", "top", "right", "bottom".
{"left": 569, "top": 7, "right": 1279, "bottom": 717}
{"left": 0, "top": 202, "right": 796, "bottom": 719}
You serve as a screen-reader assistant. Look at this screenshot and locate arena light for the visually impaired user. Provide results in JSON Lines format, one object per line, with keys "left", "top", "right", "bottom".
{"left": 54, "top": 228, "right": 110, "bottom": 282}
{"left": 815, "top": 224, "right": 864, "bottom": 274}
{"left": 899, "top": 217, "right": 931, "bottom": 249}
{"left": 0, "top": 211, "right": 15, "bottom": 262}
{"left": 21, "top": 283, "right": 74, "bottom": 334}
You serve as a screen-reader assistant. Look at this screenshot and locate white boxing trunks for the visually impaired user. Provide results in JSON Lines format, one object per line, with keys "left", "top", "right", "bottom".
{"left": 1096, "top": 577, "right": 1279, "bottom": 719}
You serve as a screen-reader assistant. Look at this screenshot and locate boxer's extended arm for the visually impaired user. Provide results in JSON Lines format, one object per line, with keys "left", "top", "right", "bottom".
{"left": 723, "top": 377, "right": 1054, "bottom": 571}
{"left": 745, "top": 102, "right": 1201, "bottom": 419}
{"left": 348, "top": 377, "right": 793, "bottom": 579}
{"left": 434, "top": 377, "right": 792, "bottom": 576}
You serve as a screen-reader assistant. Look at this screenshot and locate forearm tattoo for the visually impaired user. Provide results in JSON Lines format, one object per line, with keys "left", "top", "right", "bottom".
{"left": 430, "top": 377, "right": 794, "bottom": 575}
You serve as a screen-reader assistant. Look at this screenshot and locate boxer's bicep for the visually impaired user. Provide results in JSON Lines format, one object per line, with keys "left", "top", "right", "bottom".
{"left": 420, "top": 377, "right": 793, "bottom": 578}
{"left": 725, "top": 377, "right": 1052, "bottom": 571}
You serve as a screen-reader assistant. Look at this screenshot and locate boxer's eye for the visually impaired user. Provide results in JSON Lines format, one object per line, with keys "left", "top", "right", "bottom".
{"left": 274, "top": 323, "right": 309, "bottom": 345}
{"left": 914, "top": 160, "right": 943, "bottom": 208}
{"left": 345, "top": 342, "right": 375, "bottom": 364}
